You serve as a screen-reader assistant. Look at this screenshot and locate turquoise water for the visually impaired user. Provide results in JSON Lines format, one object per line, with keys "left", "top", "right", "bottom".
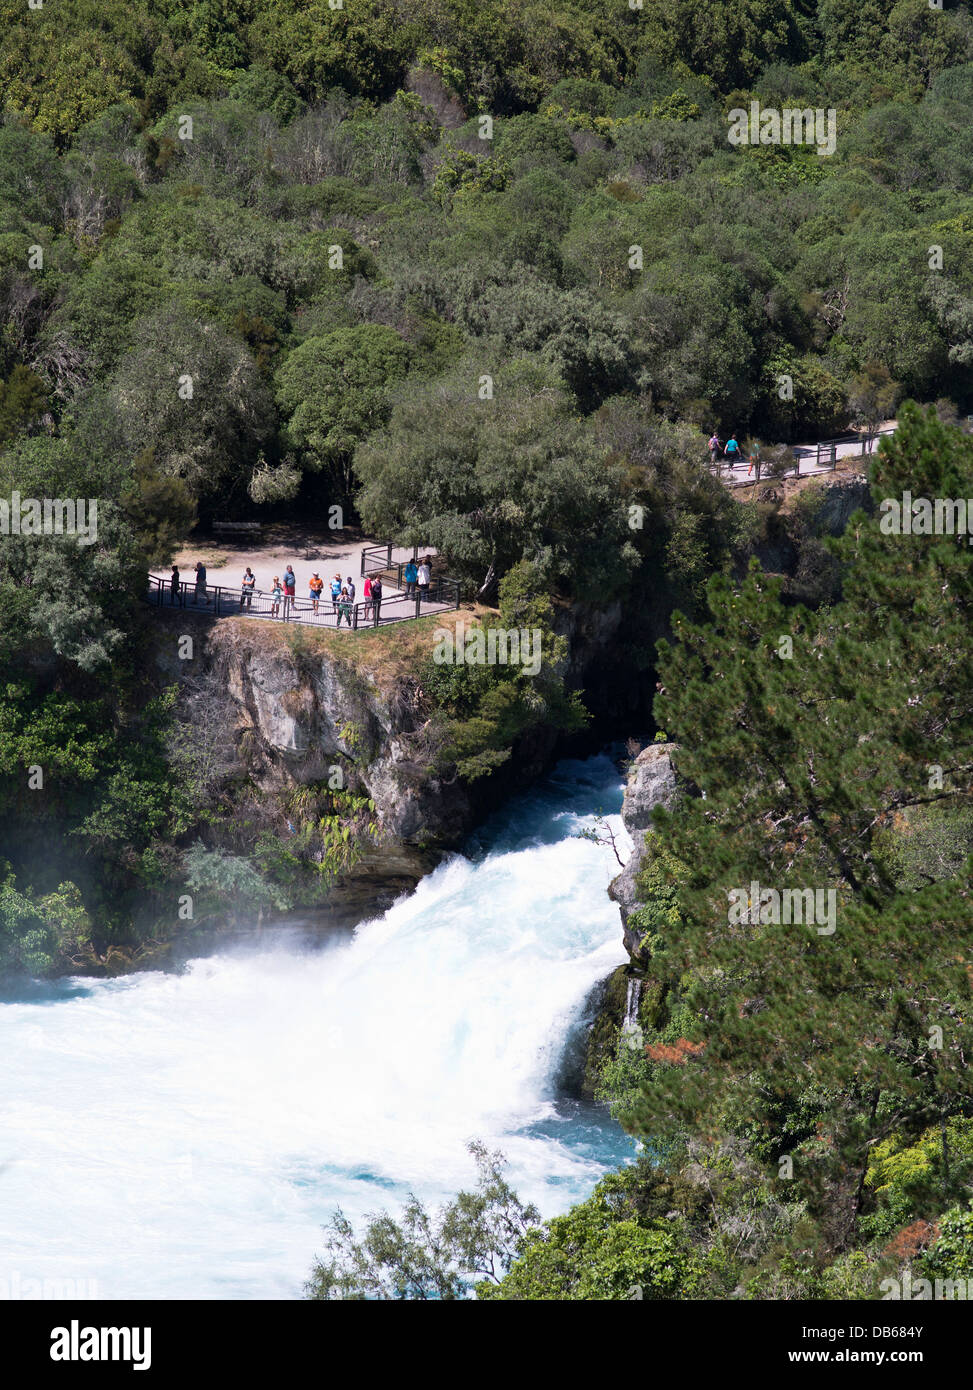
{"left": 0, "top": 754, "right": 635, "bottom": 1298}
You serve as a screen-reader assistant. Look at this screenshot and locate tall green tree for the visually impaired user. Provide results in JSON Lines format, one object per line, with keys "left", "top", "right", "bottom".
{"left": 627, "top": 405, "right": 973, "bottom": 1249}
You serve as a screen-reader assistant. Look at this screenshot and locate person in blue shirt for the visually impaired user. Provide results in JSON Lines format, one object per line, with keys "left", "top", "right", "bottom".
{"left": 724, "top": 434, "right": 740, "bottom": 463}
{"left": 404, "top": 558, "right": 418, "bottom": 597}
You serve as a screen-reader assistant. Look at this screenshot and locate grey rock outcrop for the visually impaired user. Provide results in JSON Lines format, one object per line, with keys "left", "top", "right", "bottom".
{"left": 155, "top": 615, "right": 472, "bottom": 847}
{"left": 609, "top": 742, "right": 679, "bottom": 959}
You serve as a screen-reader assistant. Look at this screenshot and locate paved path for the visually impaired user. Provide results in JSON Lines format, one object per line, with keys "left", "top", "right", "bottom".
{"left": 152, "top": 539, "right": 429, "bottom": 601}
{"left": 715, "top": 422, "right": 896, "bottom": 486}
{"left": 149, "top": 535, "right": 458, "bottom": 630}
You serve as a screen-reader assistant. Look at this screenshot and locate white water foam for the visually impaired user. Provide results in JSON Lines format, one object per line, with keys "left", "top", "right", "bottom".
{"left": 0, "top": 755, "right": 633, "bottom": 1298}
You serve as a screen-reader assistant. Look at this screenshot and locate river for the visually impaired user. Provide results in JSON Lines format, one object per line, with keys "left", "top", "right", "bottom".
{"left": 0, "top": 753, "right": 636, "bottom": 1299}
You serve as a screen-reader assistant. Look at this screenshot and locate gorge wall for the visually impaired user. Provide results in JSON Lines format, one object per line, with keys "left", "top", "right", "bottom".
{"left": 580, "top": 741, "right": 679, "bottom": 1096}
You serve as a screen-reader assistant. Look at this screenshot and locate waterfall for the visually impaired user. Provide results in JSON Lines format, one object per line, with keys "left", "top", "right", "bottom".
{"left": 0, "top": 754, "right": 636, "bottom": 1299}
{"left": 623, "top": 976, "right": 643, "bottom": 1030}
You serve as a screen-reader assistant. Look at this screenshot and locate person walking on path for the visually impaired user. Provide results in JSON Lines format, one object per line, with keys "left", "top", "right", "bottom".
{"left": 370, "top": 574, "right": 383, "bottom": 624}
{"left": 309, "top": 572, "right": 324, "bottom": 615}
{"left": 404, "top": 558, "right": 418, "bottom": 597}
{"left": 283, "top": 565, "right": 296, "bottom": 598}
{"left": 194, "top": 561, "right": 210, "bottom": 606}
{"left": 330, "top": 573, "right": 342, "bottom": 616}
{"left": 240, "top": 567, "right": 255, "bottom": 610}
{"left": 270, "top": 576, "right": 282, "bottom": 618}
{"left": 723, "top": 434, "right": 740, "bottom": 466}
{"left": 170, "top": 565, "right": 180, "bottom": 604}
{"left": 362, "top": 574, "right": 373, "bottom": 620}
{"left": 417, "top": 557, "right": 431, "bottom": 604}
{"left": 708, "top": 432, "right": 722, "bottom": 465}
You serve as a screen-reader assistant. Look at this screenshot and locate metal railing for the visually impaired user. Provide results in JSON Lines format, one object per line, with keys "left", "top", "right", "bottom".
{"left": 713, "top": 425, "right": 896, "bottom": 486}
{"left": 359, "top": 546, "right": 462, "bottom": 609}
{"left": 796, "top": 425, "right": 896, "bottom": 473}
{"left": 148, "top": 576, "right": 460, "bottom": 629}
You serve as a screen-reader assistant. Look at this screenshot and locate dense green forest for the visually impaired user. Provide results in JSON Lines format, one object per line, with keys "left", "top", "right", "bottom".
{"left": 0, "top": 1, "right": 971, "bottom": 933}
{"left": 0, "top": 0, "right": 972, "bottom": 1300}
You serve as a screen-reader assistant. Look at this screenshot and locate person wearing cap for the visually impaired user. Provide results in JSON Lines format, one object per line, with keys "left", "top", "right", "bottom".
{"left": 309, "top": 572, "right": 324, "bottom": 614}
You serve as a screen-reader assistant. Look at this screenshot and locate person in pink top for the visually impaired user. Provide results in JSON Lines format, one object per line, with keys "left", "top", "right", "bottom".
{"left": 362, "top": 574, "right": 373, "bottom": 620}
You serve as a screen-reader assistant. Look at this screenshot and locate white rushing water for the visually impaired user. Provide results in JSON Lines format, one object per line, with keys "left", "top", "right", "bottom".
{"left": 0, "top": 754, "right": 635, "bottom": 1299}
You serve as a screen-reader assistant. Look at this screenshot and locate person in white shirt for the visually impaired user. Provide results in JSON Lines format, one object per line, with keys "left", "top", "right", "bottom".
{"left": 417, "top": 558, "right": 431, "bottom": 603}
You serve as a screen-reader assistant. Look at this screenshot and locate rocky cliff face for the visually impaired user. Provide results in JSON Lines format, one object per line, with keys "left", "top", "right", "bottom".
{"left": 578, "top": 742, "right": 679, "bottom": 1096}
{"left": 154, "top": 594, "right": 669, "bottom": 859}
{"left": 750, "top": 472, "right": 872, "bottom": 579}
{"left": 154, "top": 614, "right": 473, "bottom": 849}
{"left": 609, "top": 742, "right": 679, "bottom": 960}
{"left": 150, "top": 604, "right": 672, "bottom": 947}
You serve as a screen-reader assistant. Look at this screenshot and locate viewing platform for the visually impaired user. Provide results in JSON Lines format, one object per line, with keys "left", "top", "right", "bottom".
{"left": 148, "top": 542, "right": 461, "bottom": 630}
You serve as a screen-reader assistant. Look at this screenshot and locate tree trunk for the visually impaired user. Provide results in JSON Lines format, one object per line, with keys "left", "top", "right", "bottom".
{"left": 477, "top": 560, "right": 498, "bottom": 605}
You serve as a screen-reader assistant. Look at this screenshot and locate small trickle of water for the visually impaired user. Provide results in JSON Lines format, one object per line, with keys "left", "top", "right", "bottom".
{"left": 623, "top": 976, "right": 643, "bottom": 1029}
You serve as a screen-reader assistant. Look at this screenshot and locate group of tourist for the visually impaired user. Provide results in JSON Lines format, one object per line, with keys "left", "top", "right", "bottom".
{"left": 263, "top": 570, "right": 374, "bottom": 626}
{"left": 709, "top": 432, "right": 743, "bottom": 465}
{"left": 167, "top": 556, "right": 435, "bottom": 625}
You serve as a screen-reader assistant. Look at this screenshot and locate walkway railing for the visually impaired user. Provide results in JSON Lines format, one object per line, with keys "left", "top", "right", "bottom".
{"left": 360, "top": 545, "right": 462, "bottom": 608}
{"left": 148, "top": 577, "right": 460, "bottom": 629}
{"left": 795, "top": 425, "right": 896, "bottom": 472}
{"left": 712, "top": 425, "right": 896, "bottom": 486}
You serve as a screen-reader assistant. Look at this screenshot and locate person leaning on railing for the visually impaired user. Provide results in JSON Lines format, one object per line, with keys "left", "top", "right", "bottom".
{"left": 240, "top": 567, "right": 255, "bottom": 609}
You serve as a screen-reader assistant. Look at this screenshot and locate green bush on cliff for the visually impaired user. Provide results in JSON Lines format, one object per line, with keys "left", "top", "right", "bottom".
{"left": 477, "top": 1169, "right": 703, "bottom": 1300}
{"left": 627, "top": 835, "right": 690, "bottom": 954}
{"left": 419, "top": 562, "right": 588, "bottom": 782}
{"left": 184, "top": 842, "right": 288, "bottom": 923}
{"left": 0, "top": 869, "right": 92, "bottom": 976}
{"left": 249, "top": 785, "right": 380, "bottom": 902}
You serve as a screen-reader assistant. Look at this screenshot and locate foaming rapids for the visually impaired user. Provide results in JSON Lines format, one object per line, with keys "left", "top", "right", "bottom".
{"left": 0, "top": 754, "right": 635, "bottom": 1298}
